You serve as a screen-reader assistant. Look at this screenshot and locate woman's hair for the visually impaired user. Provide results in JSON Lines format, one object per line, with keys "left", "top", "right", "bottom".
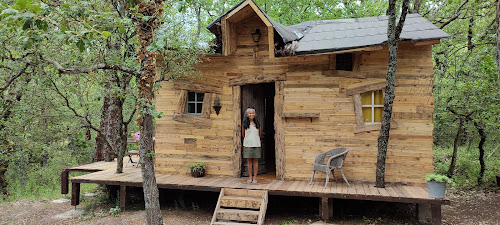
{"left": 242, "top": 107, "right": 260, "bottom": 129}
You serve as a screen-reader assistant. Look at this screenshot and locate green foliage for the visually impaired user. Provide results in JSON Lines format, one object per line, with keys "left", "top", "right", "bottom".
{"left": 281, "top": 220, "right": 300, "bottom": 225}
{"left": 426, "top": 173, "right": 453, "bottom": 184}
{"left": 434, "top": 145, "right": 500, "bottom": 187}
{"left": 188, "top": 162, "right": 205, "bottom": 173}
{"left": 109, "top": 205, "right": 120, "bottom": 217}
{"left": 362, "top": 216, "right": 383, "bottom": 224}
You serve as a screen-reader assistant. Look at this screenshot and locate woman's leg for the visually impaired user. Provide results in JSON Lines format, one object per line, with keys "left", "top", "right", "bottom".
{"left": 247, "top": 158, "right": 253, "bottom": 182}
{"left": 252, "top": 158, "right": 259, "bottom": 182}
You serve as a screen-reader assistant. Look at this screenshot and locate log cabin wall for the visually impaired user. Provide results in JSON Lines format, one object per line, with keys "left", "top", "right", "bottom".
{"left": 155, "top": 16, "right": 434, "bottom": 184}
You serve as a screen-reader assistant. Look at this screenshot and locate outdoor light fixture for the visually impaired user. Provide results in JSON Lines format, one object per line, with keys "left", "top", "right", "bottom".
{"left": 251, "top": 29, "right": 261, "bottom": 43}
{"left": 213, "top": 96, "right": 222, "bottom": 116}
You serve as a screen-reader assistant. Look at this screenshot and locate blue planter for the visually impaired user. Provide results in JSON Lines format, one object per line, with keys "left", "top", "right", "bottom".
{"left": 427, "top": 181, "right": 446, "bottom": 199}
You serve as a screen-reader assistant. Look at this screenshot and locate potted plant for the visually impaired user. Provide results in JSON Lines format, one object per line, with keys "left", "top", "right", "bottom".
{"left": 425, "top": 173, "right": 453, "bottom": 199}
{"left": 188, "top": 162, "right": 206, "bottom": 177}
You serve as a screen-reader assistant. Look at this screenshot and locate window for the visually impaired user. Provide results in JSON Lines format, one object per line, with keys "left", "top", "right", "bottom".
{"left": 329, "top": 53, "right": 359, "bottom": 72}
{"left": 336, "top": 53, "right": 353, "bottom": 71}
{"left": 186, "top": 92, "right": 204, "bottom": 116}
{"left": 346, "top": 80, "right": 397, "bottom": 133}
{"left": 361, "top": 90, "right": 384, "bottom": 124}
{"left": 172, "top": 81, "right": 222, "bottom": 127}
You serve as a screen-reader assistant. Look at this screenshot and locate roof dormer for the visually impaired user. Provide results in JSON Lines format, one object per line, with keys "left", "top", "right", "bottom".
{"left": 207, "top": 0, "right": 276, "bottom": 58}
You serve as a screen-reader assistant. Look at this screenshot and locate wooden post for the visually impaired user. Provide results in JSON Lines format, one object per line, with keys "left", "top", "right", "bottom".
{"left": 71, "top": 182, "right": 80, "bottom": 206}
{"left": 431, "top": 204, "right": 442, "bottom": 225}
{"left": 319, "top": 197, "right": 333, "bottom": 221}
{"left": 120, "top": 185, "right": 127, "bottom": 209}
{"left": 61, "top": 168, "right": 69, "bottom": 194}
{"left": 274, "top": 81, "right": 285, "bottom": 180}
{"left": 268, "top": 26, "right": 275, "bottom": 59}
{"left": 232, "top": 86, "right": 242, "bottom": 177}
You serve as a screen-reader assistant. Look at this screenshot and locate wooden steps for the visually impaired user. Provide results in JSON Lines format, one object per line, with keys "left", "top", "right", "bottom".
{"left": 211, "top": 188, "right": 268, "bottom": 225}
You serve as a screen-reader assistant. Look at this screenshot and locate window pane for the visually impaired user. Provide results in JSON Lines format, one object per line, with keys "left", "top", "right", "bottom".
{"left": 197, "top": 93, "right": 204, "bottom": 102}
{"left": 374, "top": 90, "right": 384, "bottom": 105}
{"left": 362, "top": 107, "right": 372, "bottom": 123}
{"left": 187, "top": 103, "right": 195, "bottom": 113}
{"left": 197, "top": 103, "right": 203, "bottom": 113}
{"left": 188, "top": 92, "right": 195, "bottom": 101}
{"left": 374, "top": 107, "right": 383, "bottom": 122}
{"left": 361, "top": 92, "right": 372, "bottom": 105}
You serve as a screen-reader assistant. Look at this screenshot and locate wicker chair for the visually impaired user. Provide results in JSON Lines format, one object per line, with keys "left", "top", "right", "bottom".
{"left": 309, "top": 148, "right": 350, "bottom": 188}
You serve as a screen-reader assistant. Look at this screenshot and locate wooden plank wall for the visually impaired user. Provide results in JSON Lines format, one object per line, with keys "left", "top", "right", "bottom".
{"left": 155, "top": 14, "right": 434, "bottom": 184}
{"left": 282, "top": 44, "right": 434, "bottom": 183}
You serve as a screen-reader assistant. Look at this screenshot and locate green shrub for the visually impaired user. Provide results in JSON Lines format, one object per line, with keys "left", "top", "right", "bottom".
{"left": 188, "top": 162, "right": 205, "bottom": 173}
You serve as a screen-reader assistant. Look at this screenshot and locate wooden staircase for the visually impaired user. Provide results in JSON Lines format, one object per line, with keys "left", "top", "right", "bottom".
{"left": 211, "top": 188, "right": 268, "bottom": 225}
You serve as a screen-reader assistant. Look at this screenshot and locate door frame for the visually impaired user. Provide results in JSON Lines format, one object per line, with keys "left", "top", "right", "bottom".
{"left": 230, "top": 75, "right": 286, "bottom": 180}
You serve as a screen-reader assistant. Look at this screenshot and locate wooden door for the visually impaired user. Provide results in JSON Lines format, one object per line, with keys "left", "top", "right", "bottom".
{"left": 241, "top": 83, "right": 275, "bottom": 176}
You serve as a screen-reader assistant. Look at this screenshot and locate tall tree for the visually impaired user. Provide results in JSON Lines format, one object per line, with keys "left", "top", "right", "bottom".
{"left": 375, "top": 0, "right": 410, "bottom": 188}
{"left": 496, "top": 0, "right": 500, "bottom": 88}
{"left": 125, "top": 0, "right": 165, "bottom": 223}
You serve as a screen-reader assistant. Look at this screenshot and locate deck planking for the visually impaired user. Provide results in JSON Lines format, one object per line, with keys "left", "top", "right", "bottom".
{"left": 68, "top": 161, "right": 449, "bottom": 205}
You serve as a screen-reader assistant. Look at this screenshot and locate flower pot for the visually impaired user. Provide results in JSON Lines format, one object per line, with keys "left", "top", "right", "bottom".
{"left": 427, "top": 181, "right": 446, "bottom": 199}
{"left": 190, "top": 168, "right": 205, "bottom": 178}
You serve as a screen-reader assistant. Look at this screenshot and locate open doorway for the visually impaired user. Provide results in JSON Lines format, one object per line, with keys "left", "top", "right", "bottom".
{"left": 241, "top": 82, "right": 276, "bottom": 178}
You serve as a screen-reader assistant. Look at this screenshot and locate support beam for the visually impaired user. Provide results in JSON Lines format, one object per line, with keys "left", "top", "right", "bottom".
{"left": 61, "top": 168, "right": 69, "bottom": 194}
{"left": 232, "top": 86, "right": 242, "bottom": 177}
{"left": 417, "top": 203, "right": 432, "bottom": 224}
{"left": 320, "top": 197, "right": 333, "bottom": 221}
{"left": 431, "top": 204, "right": 442, "bottom": 225}
{"left": 71, "top": 182, "right": 80, "bottom": 206}
{"left": 274, "top": 81, "right": 285, "bottom": 180}
{"left": 120, "top": 185, "right": 127, "bottom": 209}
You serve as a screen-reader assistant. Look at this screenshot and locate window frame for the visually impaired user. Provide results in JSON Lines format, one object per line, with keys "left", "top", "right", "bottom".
{"left": 185, "top": 92, "right": 205, "bottom": 116}
{"left": 361, "top": 90, "right": 384, "bottom": 125}
{"left": 329, "top": 53, "right": 361, "bottom": 72}
{"left": 172, "top": 81, "right": 223, "bottom": 127}
{"left": 347, "top": 80, "right": 398, "bottom": 133}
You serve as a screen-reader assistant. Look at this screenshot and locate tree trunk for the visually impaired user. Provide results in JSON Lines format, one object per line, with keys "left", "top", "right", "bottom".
{"left": 496, "top": 0, "right": 500, "bottom": 88}
{"left": 195, "top": 4, "right": 202, "bottom": 39}
{"left": 114, "top": 95, "right": 126, "bottom": 173}
{"left": 468, "top": 11, "right": 474, "bottom": 51}
{"left": 473, "top": 121, "right": 486, "bottom": 185}
{"left": 0, "top": 160, "right": 8, "bottom": 198}
{"left": 95, "top": 80, "right": 122, "bottom": 162}
{"left": 135, "top": 1, "right": 164, "bottom": 224}
{"left": 448, "top": 118, "right": 464, "bottom": 177}
{"left": 412, "top": 0, "right": 423, "bottom": 14}
{"left": 376, "top": 0, "right": 409, "bottom": 188}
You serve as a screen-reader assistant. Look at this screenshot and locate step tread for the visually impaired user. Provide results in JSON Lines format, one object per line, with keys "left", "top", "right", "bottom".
{"left": 212, "top": 222, "right": 256, "bottom": 225}
{"left": 224, "top": 189, "right": 265, "bottom": 198}
{"left": 221, "top": 196, "right": 261, "bottom": 201}
{"left": 216, "top": 208, "right": 260, "bottom": 222}
{"left": 217, "top": 208, "right": 260, "bottom": 215}
{"left": 220, "top": 196, "right": 262, "bottom": 209}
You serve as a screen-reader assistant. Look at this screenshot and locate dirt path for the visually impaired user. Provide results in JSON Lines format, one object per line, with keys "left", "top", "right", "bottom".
{"left": 0, "top": 188, "right": 498, "bottom": 225}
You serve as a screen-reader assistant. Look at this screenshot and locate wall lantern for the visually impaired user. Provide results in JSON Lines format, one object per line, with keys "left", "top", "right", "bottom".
{"left": 251, "top": 29, "right": 261, "bottom": 43}
{"left": 213, "top": 96, "right": 222, "bottom": 116}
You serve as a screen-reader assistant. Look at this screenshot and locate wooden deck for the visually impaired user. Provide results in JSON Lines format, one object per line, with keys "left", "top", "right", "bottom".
{"left": 66, "top": 160, "right": 449, "bottom": 224}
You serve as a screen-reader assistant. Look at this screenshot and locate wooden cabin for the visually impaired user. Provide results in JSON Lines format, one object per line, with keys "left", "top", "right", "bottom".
{"left": 154, "top": 0, "right": 449, "bottom": 185}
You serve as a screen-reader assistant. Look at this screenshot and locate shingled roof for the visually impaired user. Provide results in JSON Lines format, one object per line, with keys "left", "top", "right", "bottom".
{"left": 207, "top": 1, "right": 449, "bottom": 55}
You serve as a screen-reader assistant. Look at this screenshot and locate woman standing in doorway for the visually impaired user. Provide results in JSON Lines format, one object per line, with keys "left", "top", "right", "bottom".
{"left": 242, "top": 107, "right": 261, "bottom": 184}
